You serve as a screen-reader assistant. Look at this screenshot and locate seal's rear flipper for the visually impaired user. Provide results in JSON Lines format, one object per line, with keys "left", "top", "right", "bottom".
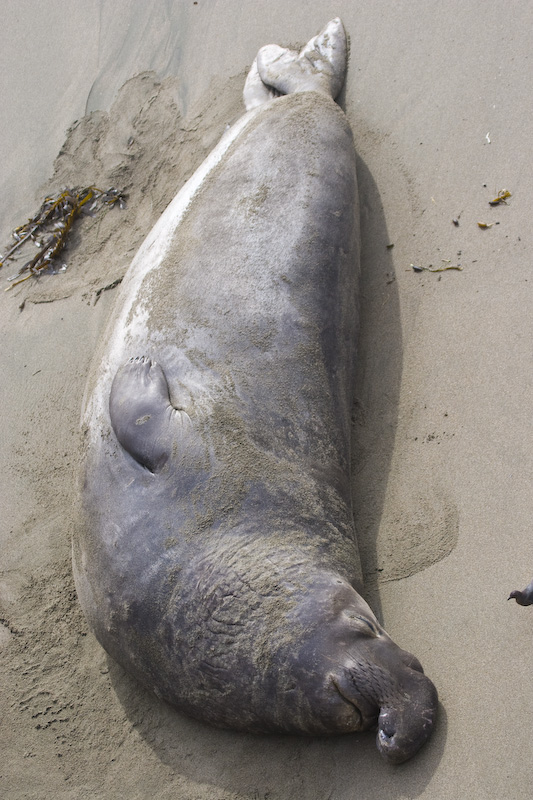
{"left": 243, "top": 57, "right": 282, "bottom": 110}
{"left": 109, "top": 357, "right": 179, "bottom": 473}
{"left": 254, "top": 18, "right": 347, "bottom": 101}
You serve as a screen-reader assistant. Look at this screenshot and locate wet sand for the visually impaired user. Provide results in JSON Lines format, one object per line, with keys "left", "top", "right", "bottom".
{"left": 1, "top": 2, "right": 532, "bottom": 798}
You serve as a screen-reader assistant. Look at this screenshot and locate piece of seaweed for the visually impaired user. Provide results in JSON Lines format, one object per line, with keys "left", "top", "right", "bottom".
{"left": 1, "top": 186, "right": 126, "bottom": 290}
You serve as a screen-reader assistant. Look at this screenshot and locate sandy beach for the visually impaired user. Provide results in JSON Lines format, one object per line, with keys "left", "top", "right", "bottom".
{"left": 1, "top": 2, "right": 532, "bottom": 797}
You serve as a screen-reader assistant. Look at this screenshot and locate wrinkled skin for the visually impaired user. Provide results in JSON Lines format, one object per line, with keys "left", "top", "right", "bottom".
{"left": 75, "top": 19, "right": 437, "bottom": 764}
{"left": 310, "top": 582, "right": 438, "bottom": 763}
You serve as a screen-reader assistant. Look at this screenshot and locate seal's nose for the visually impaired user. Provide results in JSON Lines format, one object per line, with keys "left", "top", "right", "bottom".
{"left": 376, "top": 668, "right": 438, "bottom": 764}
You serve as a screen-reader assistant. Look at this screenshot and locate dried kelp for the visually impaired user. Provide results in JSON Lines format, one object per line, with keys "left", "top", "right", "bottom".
{"left": 489, "top": 190, "right": 511, "bottom": 206}
{"left": 1, "top": 187, "right": 126, "bottom": 290}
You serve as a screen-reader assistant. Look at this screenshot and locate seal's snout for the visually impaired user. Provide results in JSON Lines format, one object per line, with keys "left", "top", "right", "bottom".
{"left": 375, "top": 668, "right": 438, "bottom": 765}
{"left": 377, "top": 723, "right": 406, "bottom": 764}
{"left": 331, "top": 624, "right": 438, "bottom": 763}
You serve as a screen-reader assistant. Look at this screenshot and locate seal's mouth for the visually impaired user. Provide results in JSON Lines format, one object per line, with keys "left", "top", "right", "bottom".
{"left": 331, "top": 658, "right": 438, "bottom": 764}
{"left": 331, "top": 676, "right": 378, "bottom": 731}
{"left": 332, "top": 676, "right": 423, "bottom": 765}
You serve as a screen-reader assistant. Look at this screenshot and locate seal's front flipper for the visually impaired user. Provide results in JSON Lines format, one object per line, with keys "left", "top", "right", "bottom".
{"left": 109, "top": 357, "right": 180, "bottom": 473}
{"left": 256, "top": 18, "right": 347, "bottom": 100}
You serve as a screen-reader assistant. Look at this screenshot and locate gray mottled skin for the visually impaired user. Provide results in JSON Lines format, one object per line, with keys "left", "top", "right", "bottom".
{"left": 75, "top": 19, "right": 437, "bottom": 764}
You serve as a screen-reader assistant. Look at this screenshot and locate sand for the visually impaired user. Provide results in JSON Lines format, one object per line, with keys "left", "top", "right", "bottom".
{"left": 1, "top": 2, "right": 532, "bottom": 798}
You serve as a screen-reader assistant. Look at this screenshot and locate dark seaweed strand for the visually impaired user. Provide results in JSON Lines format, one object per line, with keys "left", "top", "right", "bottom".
{"left": 2, "top": 186, "right": 126, "bottom": 290}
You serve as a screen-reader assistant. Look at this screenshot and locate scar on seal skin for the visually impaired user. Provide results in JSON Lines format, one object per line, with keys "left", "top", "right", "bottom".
{"left": 76, "top": 18, "right": 438, "bottom": 765}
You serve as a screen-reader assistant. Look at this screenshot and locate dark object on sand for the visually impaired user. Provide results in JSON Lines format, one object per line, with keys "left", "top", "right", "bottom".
{"left": 75, "top": 19, "right": 438, "bottom": 765}
{"left": 508, "top": 578, "right": 533, "bottom": 606}
{"left": 489, "top": 189, "right": 511, "bottom": 206}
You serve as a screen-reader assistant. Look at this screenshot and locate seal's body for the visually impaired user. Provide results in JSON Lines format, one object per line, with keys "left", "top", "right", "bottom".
{"left": 75, "top": 20, "right": 437, "bottom": 763}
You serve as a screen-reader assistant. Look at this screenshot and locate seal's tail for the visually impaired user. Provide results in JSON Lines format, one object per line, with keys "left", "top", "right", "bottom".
{"left": 243, "top": 18, "right": 347, "bottom": 110}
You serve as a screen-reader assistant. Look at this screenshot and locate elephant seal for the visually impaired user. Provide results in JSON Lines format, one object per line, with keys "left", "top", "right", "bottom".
{"left": 75, "top": 19, "right": 438, "bottom": 764}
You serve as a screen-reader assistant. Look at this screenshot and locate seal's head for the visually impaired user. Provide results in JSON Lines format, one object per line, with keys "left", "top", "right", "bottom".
{"left": 297, "top": 577, "right": 438, "bottom": 764}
